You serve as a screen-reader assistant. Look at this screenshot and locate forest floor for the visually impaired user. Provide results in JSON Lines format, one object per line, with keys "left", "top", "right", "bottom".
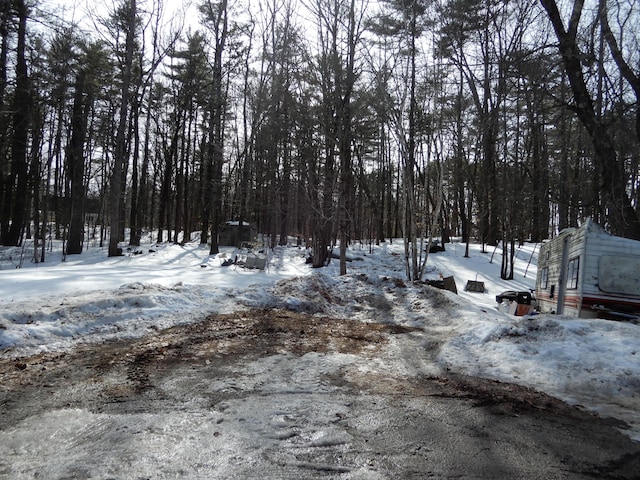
{"left": 1, "top": 308, "right": 639, "bottom": 479}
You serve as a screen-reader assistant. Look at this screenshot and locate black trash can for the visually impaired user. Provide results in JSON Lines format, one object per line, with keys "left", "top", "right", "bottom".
{"left": 516, "top": 291, "right": 532, "bottom": 305}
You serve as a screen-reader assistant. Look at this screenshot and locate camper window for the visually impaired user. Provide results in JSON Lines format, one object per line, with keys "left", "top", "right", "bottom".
{"left": 540, "top": 267, "right": 549, "bottom": 289}
{"left": 566, "top": 257, "right": 579, "bottom": 289}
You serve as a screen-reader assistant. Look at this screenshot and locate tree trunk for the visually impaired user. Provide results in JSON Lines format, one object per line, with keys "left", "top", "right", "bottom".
{"left": 204, "top": 0, "right": 228, "bottom": 256}
{"left": 3, "top": 0, "right": 29, "bottom": 246}
{"left": 540, "top": 0, "right": 640, "bottom": 239}
{"left": 66, "top": 72, "right": 92, "bottom": 254}
{"left": 108, "top": 0, "right": 136, "bottom": 256}
{"left": 338, "top": 0, "right": 358, "bottom": 276}
{"left": 129, "top": 96, "right": 142, "bottom": 247}
{"left": 0, "top": 0, "right": 10, "bottom": 244}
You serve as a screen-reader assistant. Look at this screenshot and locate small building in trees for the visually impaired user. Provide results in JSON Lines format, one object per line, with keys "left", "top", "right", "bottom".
{"left": 536, "top": 219, "right": 640, "bottom": 319}
{"left": 218, "top": 221, "right": 256, "bottom": 247}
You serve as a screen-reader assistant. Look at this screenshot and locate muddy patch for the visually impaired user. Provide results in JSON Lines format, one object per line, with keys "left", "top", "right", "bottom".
{"left": 1, "top": 309, "right": 639, "bottom": 479}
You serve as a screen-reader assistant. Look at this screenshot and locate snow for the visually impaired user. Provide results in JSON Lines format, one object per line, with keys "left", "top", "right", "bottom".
{"left": 1, "top": 235, "right": 639, "bottom": 446}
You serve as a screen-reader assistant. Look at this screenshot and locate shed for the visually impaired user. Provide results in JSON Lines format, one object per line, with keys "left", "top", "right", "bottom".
{"left": 535, "top": 219, "right": 640, "bottom": 319}
{"left": 218, "top": 221, "right": 256, "bottom": 247}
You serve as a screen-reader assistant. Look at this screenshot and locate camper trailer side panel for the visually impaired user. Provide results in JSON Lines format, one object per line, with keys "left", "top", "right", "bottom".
{"left": 556, "top": 225, "right": 586, "bottom": 317}
{"left": 535, "top": 229, "right": 574, "bottom": 314}
{"left": 536, "top": 240, "right": 556, "bottom": 314}
{"left": 578, "top": 227, "right": 640, "bottom": 316}
{"left": 578, "top": 226, "right": 607, "bottom": 317}
{"left": 536, "top": 220, "right": 640, "bottom": 318}
{"left": 535, "top": 224, "right": 587, "bottom": 316}
{"left": 558, "top": 227, "right": 587, "bottom": 316}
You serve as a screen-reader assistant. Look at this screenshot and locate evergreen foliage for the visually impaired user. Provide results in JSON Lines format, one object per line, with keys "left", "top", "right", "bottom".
{"left": 1, "top": 0, "right": 639, "bottom": 279}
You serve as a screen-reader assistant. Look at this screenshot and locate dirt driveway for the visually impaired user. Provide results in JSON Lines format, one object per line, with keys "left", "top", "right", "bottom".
{"left": 1, "top": 309, "right": 639, "bottom": 479}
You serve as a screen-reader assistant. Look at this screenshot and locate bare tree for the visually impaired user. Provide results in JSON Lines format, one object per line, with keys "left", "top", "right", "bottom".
{"left": 108, "top": 0, "right": 137, "bottom": 256}
{"left": 540, "top": 0, "right": 640, "bottom": 239}
{"left": 1, "top": 0, "right": 30, "bottom": 246}
{"left": 129, "top": 0, "right": 182, "bottom": 247}
{"left": 373, "top": 0, "right": 436, "bottom": 281}
{"left": 199, "top": 0, "right": 229, "bottom": 255}
{"left": 65, "top": 70, "right": 91, "bottom": 254}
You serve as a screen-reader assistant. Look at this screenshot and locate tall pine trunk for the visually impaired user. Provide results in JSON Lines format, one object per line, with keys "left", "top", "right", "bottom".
{"left": 108, "top": 0, "right": 136, "bottom": 256}
{"left": 3, "top": 0, "right": 29, "bottom": 246}
{"left": 66, "top": 72, "right": 91, "bottom": 254}
{"left": 203, "top": 0, "right": 228, "bottom": 256}
{"left": 0, "top": 0, "right": 10, "bottom": 244}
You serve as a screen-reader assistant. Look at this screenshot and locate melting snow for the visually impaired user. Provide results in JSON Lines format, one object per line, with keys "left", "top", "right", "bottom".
{"left": 1, "top": 236, "right": 639, "bottom": 442}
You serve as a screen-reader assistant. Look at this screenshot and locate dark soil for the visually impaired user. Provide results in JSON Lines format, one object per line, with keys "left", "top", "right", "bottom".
{"left": 1, "top": 309, "right": 638, "bottom": 479}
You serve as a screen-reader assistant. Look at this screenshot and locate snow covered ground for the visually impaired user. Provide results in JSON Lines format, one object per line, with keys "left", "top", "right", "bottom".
{"left": 1, "top": 234, "right": 639, "bottom": 443}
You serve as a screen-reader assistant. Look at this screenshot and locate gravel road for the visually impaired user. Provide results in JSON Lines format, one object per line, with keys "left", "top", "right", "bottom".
{"left": 1, "top": 309, "right": 638, "bottom": 479}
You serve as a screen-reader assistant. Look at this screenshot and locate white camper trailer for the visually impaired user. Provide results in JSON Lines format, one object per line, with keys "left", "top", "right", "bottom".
{"left": 535, "top": 219, "right": 640, "bottom": 319}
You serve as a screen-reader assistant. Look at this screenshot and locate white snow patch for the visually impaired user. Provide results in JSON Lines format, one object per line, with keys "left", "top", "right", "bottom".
{"left": 1, "top": 237, "right": 639, "bottom": 442}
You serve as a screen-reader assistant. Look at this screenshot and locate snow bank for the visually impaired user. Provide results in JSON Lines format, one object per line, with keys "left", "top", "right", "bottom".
{"left": 1, "top": 237, "right": 639, "bottom": 440}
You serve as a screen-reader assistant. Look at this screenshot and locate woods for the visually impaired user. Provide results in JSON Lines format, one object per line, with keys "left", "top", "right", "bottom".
{"left": 0, "top": 0, "right": 639, "bottom": 281}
